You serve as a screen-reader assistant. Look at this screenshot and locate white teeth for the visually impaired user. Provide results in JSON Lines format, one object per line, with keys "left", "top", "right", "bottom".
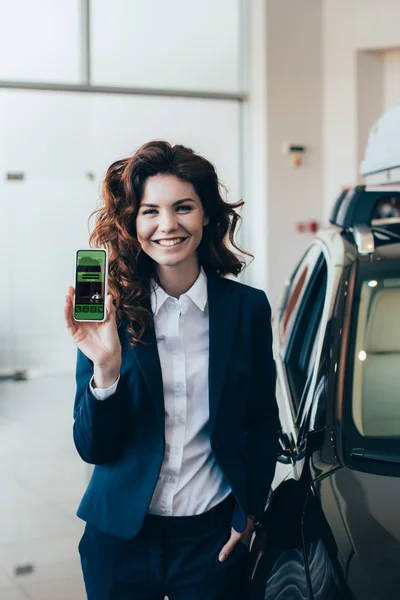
{"left": 157, "top": 238, "right": 185, "bottom": 247}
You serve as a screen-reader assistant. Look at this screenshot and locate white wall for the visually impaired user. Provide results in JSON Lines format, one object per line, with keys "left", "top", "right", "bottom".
{"left": 265, "top": 0, "right": 323, "bottom": 310}
{"left": 323, "top": 0, "right": 400, "bottom": 216}
{"left": 0, "top": 91, "right": 241, "bottom": 372}
{"left": 0, "top": 1, "right": 245, "bottom": 373}
{"left": 383, "top": 49, "right": 400, "bottom": 108}
{"left": 242, "top": 0, "right": 269, "bottom": 291}
{"left": 356, "top": 50, "right": 384, "bottom": 173}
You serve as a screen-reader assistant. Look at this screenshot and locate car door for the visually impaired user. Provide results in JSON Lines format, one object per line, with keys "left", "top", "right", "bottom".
{"left": 283, "top": 245, "right": 356, "bottom": 600}
{"left": 315, "top": 257, "right": 400, "bottom": 600}
{"left": 297, "top": 272, "right": 354, "bottom": 600}
{"left": 250, "top": 245, "right": 331, "bottom": 599}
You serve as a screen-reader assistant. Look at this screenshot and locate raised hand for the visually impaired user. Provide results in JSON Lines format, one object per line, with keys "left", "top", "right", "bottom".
{"left": 64, "top": 286, "right": 122, "bottom": 373}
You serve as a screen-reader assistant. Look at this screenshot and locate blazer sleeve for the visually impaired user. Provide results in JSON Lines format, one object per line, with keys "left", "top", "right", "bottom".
{"left": 246, "top": 290, "right": 280, "bottom": 522}
{"left": 72, "top": 348, "right": 128, "bottom": 465}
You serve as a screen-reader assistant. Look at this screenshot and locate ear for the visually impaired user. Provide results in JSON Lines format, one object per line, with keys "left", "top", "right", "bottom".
{"left": 203, "top": 214, "right": 209, "bottom": 226}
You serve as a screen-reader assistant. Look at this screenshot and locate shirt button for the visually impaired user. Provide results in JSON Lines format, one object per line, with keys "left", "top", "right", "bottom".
{"left": 176, "top": 381, "right": 184, "bottom": 391}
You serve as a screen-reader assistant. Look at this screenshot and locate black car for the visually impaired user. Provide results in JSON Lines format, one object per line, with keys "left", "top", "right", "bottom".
{"left": 250, "top": 185, "right": 400, "bottom": 600}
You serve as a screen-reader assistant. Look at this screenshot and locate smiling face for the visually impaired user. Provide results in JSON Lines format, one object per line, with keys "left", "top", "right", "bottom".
{"left": 135, "top": 174, "right": 208, "bottom": 274}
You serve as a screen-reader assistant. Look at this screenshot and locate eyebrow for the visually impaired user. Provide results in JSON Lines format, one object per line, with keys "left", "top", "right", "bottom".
{"left": 140, "top": 198, "right": 195, "bottom": 208}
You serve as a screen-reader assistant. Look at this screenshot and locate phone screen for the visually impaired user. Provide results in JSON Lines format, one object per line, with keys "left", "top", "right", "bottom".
{"left": 74, "top": 249, "right": 107, "bottom": 321}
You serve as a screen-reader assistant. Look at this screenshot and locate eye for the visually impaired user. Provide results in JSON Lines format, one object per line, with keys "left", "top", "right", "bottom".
{"left": 142, "top": 208, "right": 157, "bottom": 215}
{"left": 176, "top": 205, "right": 192, "bottom": 212}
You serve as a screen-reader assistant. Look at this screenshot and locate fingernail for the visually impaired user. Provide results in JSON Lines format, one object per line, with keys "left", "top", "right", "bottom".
{"left": 219, "top": 553, "right": 226, "bottom": 562}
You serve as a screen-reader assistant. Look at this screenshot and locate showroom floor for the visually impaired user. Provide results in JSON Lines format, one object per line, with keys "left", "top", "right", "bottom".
{"left": 0, "top": 373, "right": 88, "bottom": 599}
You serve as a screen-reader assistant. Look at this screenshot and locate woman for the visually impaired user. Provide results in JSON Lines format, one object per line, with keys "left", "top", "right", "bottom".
{"left": 64, "top": 141, "right": 279, "bottom": 600}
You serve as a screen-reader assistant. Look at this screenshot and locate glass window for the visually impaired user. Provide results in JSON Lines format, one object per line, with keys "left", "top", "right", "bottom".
{"left": 281, "top": 265, "right": 309, "bottom": 335}
{"left": 90, "top": 0, "right": 243, "bottom": 93}
{"left": 284, "top": 255, "right": 328, "bottom": 414}
{"left": 372, "top": 194, "right": 400, "bottom": 220}
{"left": 279, "top": 245, "right": 323, "bottom": 351}
{"left": 0, "top": 0, "right": 81, "bottom": 83}
{"left": 352, "top": 274, "right": 400, "bottom": 438}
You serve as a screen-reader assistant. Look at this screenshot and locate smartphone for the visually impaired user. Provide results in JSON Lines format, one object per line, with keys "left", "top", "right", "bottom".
{"left": 73, "top": 248, "right": 108, "bottom": 322}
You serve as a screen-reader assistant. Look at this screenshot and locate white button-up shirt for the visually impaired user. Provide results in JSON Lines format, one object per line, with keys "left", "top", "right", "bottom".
{"left": 89, "top": 268, "right": 231, "bottom": 516}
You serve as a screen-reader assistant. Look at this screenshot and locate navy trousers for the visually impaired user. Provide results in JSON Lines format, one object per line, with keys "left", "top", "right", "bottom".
{"left": 79, "top": 494, "right": 251, "bottom": 599}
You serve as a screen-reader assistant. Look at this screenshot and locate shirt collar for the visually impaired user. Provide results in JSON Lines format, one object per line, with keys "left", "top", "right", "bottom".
{"left": 185, "top": 267, "right": 208, "bottom": 312}
{"left": 150, "top": 267, "right": 208, "bottom": 316}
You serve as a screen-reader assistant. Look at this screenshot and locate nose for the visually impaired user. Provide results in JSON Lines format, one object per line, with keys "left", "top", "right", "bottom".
{"left": 159, "top": 209, "right": 179, "bottom": 233}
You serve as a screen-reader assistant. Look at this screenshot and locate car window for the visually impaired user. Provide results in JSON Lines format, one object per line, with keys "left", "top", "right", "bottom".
{"left": 352, "top": 275, "right": 400, "bottom": 438}
{"left": 284, "top": 255, "right": 328, "bottom": 415}
{"left": 372, "top": 194, "right": 400, "bottom": 220}
{"left": 279, "top": 245, "right": 323, "bottom": 352}
{"left": 281, "top": 266, "right": 308, "bottom": 334}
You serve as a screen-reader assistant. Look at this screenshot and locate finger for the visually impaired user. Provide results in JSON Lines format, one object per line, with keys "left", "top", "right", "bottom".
{"left": 218, "top": 535, "right": 241, "bottom": 562}
{"left": 105, "top": 294, "right": 114, "bottom": 319}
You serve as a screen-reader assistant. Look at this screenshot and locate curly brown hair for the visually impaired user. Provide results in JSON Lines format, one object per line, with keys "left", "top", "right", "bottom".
{"left": 88, "top": 140, "right": 253, "bottom": 347}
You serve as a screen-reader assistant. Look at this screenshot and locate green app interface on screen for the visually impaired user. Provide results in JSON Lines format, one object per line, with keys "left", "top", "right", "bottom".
{"left": 75, "top": 250, "right": 106, "bottom": 321}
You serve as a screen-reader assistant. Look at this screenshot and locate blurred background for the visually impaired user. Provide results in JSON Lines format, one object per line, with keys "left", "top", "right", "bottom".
{"left": 1, "top": 0, "right": 400, "bottom": 598}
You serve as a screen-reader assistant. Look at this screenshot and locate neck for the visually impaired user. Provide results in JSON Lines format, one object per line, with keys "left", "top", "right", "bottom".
{"left": 156, "top": 258, "right": 201, "bottom": 298}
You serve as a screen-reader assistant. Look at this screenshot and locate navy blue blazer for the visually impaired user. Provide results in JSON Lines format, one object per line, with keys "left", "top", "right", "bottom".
{"left": 73, "top": 272, "right": 279, "bottom": 540}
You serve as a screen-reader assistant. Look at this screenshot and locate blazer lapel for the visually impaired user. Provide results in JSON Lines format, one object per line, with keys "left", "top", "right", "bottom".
{"left": 121, "top": 315, "right": 165, "bottom": 433}
{"left": 207, "top": 273, "right": 240, "bottom": 433}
